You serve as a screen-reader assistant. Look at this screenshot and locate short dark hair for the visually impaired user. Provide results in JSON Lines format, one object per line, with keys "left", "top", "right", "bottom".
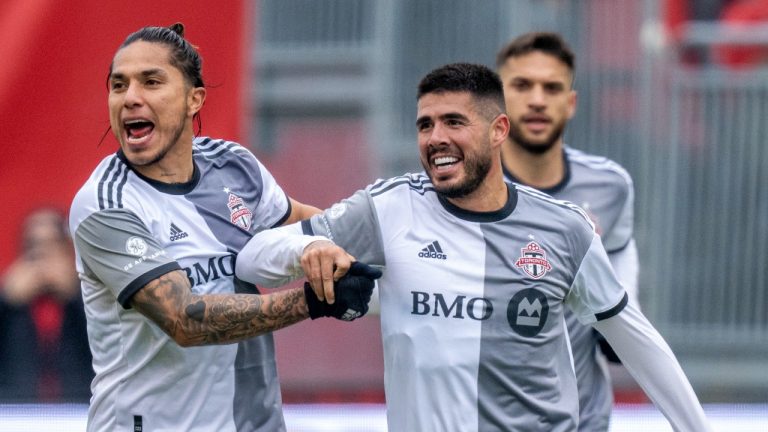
{"left": 417, "top": 63, "right": 506, "bottom": 120}
{"left": 110, "top": 23, "right": 205, "bottom": 89}
{"left": 495, "top": 32, "right": 575, "bottom": 73}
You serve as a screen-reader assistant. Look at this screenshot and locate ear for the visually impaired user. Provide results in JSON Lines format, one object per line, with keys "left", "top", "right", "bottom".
{"left": 187, "top": 87, "right": 206, "bottom": 117}
{"left": 566, "top": 89, "right": 577, "bottom": 120}
{"left": 490, "top": 113, "right": 510, "bottom": 148}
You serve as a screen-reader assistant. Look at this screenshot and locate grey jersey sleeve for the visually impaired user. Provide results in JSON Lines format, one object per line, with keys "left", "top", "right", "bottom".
{"left": 608, "top": 238, "right": 639, "bottom": 305}
{"left": 73, "top": 209, "right": 180, "bottom": 308}
{"left": 236, "top": 189, "right": 385, "bottom": 287}
{"left": 602, "top": 176, "right": 635, "bottom": 253}
{"left": 565, "top": 234, "right": 628, "bottom": 325}
{"left": 302, "top": 189, "right": 386, "bottom": 266}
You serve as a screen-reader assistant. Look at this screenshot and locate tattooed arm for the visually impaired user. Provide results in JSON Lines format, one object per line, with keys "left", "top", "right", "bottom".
{"left": 131, "top": 270, "right": 308, "bottom": 347}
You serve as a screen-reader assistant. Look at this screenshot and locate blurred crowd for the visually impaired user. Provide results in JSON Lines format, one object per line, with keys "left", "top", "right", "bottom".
{"left": 0, "top": 208, "right": 93, "bottom": 402}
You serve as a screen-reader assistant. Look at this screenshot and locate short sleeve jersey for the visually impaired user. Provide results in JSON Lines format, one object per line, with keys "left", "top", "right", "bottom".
{"left": 299, "top": 173, "right": 628, "bottom": 432}
{"left": 69, "top": 137, "right": 291, "bottom": 432}
{"left": 503, "top": 146, "right": 635, "bottom": 431}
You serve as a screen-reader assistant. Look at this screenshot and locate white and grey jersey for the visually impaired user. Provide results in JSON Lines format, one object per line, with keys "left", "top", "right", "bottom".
{"left": 503, "top": 146, "right": 637, "bottom": 431}
{"left": 298, "top": 173, "right": 627, "bottom": 431}
{"left": 69, "top": 137, "right": 290, "bottom": 432}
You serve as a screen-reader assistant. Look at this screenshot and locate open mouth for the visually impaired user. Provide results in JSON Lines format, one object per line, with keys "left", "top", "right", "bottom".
{"left": 522, "top": 114, "right": 551, "bottom": 131}
{"left": 124, "top": 119, "right": 155, "bottom": 142}
{"left": 433, "top": 156, "right": 460, "bottom": 170}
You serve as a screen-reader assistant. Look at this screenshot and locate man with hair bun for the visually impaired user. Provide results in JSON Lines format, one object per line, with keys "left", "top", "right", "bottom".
{"left": 69, "top": 23, "right": 381, "bottom": 431}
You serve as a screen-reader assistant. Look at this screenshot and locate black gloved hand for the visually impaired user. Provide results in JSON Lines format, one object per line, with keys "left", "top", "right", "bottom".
{"left": 304, "top": 261, "right": 383, "bottom": 321}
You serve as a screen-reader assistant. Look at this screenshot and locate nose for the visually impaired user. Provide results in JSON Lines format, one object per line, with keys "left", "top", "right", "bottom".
{"left": 123, "top": 82, "right": 143, "bottom": 107}
{"left": 427, "top": 122, "right": 449, "bottom": 146}
{"left": 528, "top": 85, "right": 546, "bottom": 109}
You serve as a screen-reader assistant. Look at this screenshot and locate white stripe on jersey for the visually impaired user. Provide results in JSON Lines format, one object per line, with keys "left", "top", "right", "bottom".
{"left": 369, "top": 172, "right": 435, "bottom": 197}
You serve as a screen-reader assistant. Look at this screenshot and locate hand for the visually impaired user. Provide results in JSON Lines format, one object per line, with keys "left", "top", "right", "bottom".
{"left": 304, "top": 261, "right": 383, "bottom": 321}
{"left": 1, "top": 259, "right": 44, "bottom": 305}
{"left": 301, "top": 240, "right": 354, "bottom": 304}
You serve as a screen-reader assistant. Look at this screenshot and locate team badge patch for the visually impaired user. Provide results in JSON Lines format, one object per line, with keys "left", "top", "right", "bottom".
{"left": 227, "top": 192, "right": 253, "bottom": 230}
{"left": 514, "top": 242, "right": 552, "bottom": 279}
{"left": 125, "top": 236, "right": 148, "bottom": 256}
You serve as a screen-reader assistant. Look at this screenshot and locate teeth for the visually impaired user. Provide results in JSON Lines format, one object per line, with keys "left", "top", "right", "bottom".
{"left": 434, "top": 156, "right": 458, "bottom": 166}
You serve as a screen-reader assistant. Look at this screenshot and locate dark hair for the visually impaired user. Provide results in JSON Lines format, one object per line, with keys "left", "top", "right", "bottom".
{"left": 417, "top": 63, "right": 506, "bottom": 119}
{"left": 112, "top": 23, "right": 205, "bottom": 88}
{"left": 495, "top": 32, "right": 575, "bottom": 73}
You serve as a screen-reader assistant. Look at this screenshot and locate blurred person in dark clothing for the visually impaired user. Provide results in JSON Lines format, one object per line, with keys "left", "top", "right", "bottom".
{"left": 0, "top": 208, "right": 93, "bottom": 402}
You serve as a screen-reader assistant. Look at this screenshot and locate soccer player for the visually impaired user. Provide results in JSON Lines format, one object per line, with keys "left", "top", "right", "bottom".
{"left": 496, "top": 32, "right": 638, "bottom": 430}
{"left": 235, "top": 63, "right": 713, "bottom": 431}
{"left": 69, "top": 23, "right": 379, "bottom": 432}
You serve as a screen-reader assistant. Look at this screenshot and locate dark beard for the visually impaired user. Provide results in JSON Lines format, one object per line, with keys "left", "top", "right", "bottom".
{"left": 428, "top": 150, "right": 492, "bottom": 199}
{"left": 130, "top": 113, "right": 187, "bottom": 168}
{"left": 508, "top": 121, "right": 564, "bottom": 155}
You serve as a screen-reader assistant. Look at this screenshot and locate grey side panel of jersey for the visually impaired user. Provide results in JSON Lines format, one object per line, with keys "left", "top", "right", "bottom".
{"left": 232, "top": 277, "right": 287, "bottom": 432}
{"left": 476, "top": 221, "right": 578, "bottom": 432}
{"left": 186, "top": 153, "right": 268, "bottom": 253}
{"left": 183, "top": 155, "right": 286, "bottom": 430}
{"left": 74, "top": 208, "right": 179, "bottom": 308}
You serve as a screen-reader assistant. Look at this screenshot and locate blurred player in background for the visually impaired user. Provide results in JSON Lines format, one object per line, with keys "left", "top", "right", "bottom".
{"left": 495, "top": 32, "right": 638, "bottom": 430}
{"left": 69, "top": 23, "right": 379, "bottom": 432}
{"left": 236, "top": 62, "right": 712, "bottom": 431}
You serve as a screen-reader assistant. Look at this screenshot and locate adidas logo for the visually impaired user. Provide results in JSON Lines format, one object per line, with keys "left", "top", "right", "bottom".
{"left": 418, "top": 241, "right": 447, "bottom": 260}
{"left": 170, "top": 223, "right": 189, "bottom": 241}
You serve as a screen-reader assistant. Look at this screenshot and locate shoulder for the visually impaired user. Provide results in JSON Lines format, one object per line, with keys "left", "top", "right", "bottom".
{"left": 565, "top": 146, "right": 633, "bottom": 189}
{"left": 70, "top": 153, "right": 131, "bottom": 227}
{"left": 367, "top": 172, "right": 435, "bottom": 198}
{"left": 516, "top": 183, "right": 595, "bottom": 232}
{"left": 193, "top": 136, "right": 260, "bottom": 167}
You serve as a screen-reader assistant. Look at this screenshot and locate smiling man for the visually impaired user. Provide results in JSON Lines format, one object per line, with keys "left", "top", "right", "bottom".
{"left": 235, "top": 62, "right": 712, "bottom": 431}
{"left": 68, "top": 23, "right": 380, "bottom": 432}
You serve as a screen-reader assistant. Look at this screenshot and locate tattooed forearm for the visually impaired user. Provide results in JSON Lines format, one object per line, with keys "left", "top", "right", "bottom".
{"left": 131, "top": 270, "right": 309, "bottom": 347}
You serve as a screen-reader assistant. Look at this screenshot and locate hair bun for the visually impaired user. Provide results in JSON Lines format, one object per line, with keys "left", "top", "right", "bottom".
{"left": 169, "top": 22, "right": 185, "bottom": 37}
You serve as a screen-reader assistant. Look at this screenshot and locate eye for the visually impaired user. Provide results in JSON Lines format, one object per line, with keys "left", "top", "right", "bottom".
{"left": 110, "top": 81, "right": 126, "bottom": 91}
{"left": 146, "top": 78, "right": 161, "bottom": 86}
{"left": 512, "top": 81, "right": 531, "bottom": 91}
{"left": 544, "top": 83, "right": 564, "bottom": 94}
{"left": 416, "top": 121, "right": 432, "bottom": 132}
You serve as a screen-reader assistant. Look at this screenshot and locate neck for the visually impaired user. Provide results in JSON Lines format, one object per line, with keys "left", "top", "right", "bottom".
{"left": 501, "top": 138, "right": 564, "bottom": 189}
{"left": 133, "top": 134, "right": 195, "bottom": 184}
{"left": 445, "top": 170, "right": 508, "bottom": 212}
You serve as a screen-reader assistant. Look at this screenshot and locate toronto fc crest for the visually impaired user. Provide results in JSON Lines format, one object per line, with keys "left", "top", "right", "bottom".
{"left": 515, "top": 242, "right": 552, "bottom": 279}
{"left": 227, "top": 192, "right": 253, "bottom": 230}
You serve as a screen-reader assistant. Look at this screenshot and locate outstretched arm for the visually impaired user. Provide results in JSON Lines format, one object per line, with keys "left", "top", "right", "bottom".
{"left": 131, "top": 270, "right": 308, "bottom": 347}
{"left": 593, "top": 301, "right": 712, "bottom": 432}
{"left": 236, "top": 225, "right": 354, "bottom": 303}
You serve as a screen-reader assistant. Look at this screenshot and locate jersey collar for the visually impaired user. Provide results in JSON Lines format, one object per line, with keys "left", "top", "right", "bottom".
{"left": 117, "top": 150, "right": 201, "bottom": 195}
{"left": 436, "top": 182, "right": 518, "bottom": 222}
{"left": 502, "top": 146, "right": 571, "bottom": 195}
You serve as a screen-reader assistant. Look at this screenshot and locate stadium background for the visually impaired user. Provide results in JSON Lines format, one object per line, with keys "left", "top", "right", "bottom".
{"left": 1, "top": 0, "right": 766, "bottom": 429}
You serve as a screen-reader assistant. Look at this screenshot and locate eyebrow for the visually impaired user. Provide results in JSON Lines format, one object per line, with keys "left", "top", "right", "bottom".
{"left": 109, "top": 68, "right": 168, "bottom": 81}
{"left": 416, "top": 112, "right": 469, "bottom": 127}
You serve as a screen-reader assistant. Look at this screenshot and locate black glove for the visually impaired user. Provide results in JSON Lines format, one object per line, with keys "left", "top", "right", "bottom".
{"left": 304, "top": 261, "right": 383, "bottom": 321}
